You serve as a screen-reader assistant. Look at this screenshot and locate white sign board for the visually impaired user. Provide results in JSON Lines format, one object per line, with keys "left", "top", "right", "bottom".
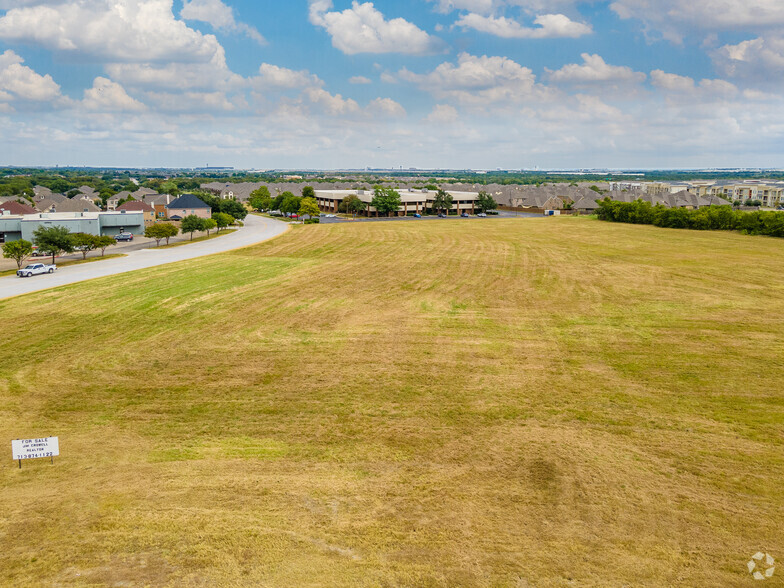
{"left": 12, "top": 437, "right": 59, "bottom": 461}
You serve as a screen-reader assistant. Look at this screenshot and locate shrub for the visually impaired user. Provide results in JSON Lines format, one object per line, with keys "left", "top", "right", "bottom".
{"left": 597, "top": 198, "right": 784, "bottom": 239}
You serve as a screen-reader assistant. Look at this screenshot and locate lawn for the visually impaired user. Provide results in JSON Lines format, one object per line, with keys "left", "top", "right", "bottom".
{"left": 0, "top": 217, "right": 782, "bottom": 586}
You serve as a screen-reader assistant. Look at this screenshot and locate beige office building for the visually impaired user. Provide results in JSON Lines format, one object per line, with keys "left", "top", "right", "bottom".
{"left": 315, "top": 189, "right": 481, "bottom": 216}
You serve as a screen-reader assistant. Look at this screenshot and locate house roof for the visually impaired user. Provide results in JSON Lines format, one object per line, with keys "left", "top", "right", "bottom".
{"left": 0, "top": 200, "right": 36, "bottom": 215}
{"left": 53, "top": 198, "right": 101, "bottom": 213}
{"left": 142, "top": 193, "right": 170, "bottom": 205}
{"left": 131, "top": 188, "right": 158, "bottom": 199}
{"left": 117, "top": 200, "right": 153, "bottom": 212}
{"left": 35, "top": 198, "right": 58, "bottom": 212}
{"left": 167, "top": 193, "right": 211, "bottom": 209}
{"left": 109, "top": 191, "right": 132, "bottom": 201}
{"left": 573, "top": 196, "right": 600, "bottom": 210}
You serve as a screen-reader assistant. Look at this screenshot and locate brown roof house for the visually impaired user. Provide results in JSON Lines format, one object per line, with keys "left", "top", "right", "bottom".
{"left": 0, "top": 200, "right": 36, "bottom": 215}
{"left": 117, "top": 200, "right": 155, "bottom": 226}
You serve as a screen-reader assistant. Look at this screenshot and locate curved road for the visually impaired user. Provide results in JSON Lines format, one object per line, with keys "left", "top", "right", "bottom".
{"left": 0, "top": 214, "right": 289, "bottom": 301}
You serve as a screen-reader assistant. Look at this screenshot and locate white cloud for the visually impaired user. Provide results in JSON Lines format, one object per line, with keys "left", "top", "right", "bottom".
{"left": 651, "top": 69, "right": 738, "bottom": 97}
{"left": 0, "top": 49, "right": 61, "bottom": 102}
{"left": 430, "top": 0, "right": 495, "bottom": 15}
{"left": 713, "top": 37, "right": 784, "bottom": 82}
{"left": 181, "top": 0, "right": 265, "bottom": 44}
{"left": 349, "top": 75, "right": 372, "bottom": 84}
{"left": 304, "top": 87, "right": 361, "bottom": 115}
{"left": 399, "top": 52, "right": 550, "bottom": 106}
{"left": 105, "top": 46, "right": 243, "bottom": 90}
{"left": 426, "top": 104, "right": 459, "bottom": 123}
{"left": 456, "top": 12, "right": 591, "bottom": 38}
{"left": 0, "top": 0, "right": 222, "bottom": 63}
{"left": 82, "top": 77, "right": 146, "bottom": 112}
{"left": 610, "top": 0, "right": 784, "bottom": 42}
{"left": 308, "top": 0, "right": 443, "bottom": 55}
{"left": 254, "top": 64, "right": 322, "bottom": 89}
{"left": 144, "top": 89, "right": 239, "bottom": 112}
{"left": 366, "top": 97, "right": 406, "bottom": 117}
{"left": 547, "top": 54, "right": 645, "bottom": 84}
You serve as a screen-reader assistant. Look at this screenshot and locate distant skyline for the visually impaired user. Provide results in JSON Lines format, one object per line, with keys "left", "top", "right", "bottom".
{"left": 0, "top": 1, "right": 783, "bottom": 169}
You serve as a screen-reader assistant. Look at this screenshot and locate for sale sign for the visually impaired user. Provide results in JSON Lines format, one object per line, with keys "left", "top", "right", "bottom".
{"left": 12, "top": 437, "right": 59, "bottom": 461}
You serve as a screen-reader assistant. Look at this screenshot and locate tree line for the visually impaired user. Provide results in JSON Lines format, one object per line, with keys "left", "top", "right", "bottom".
{"left": 597, "top": 199, "right": 784, "bottom": 237}
{"left": 1, "top": 226, "right": 117, "bottom": 269}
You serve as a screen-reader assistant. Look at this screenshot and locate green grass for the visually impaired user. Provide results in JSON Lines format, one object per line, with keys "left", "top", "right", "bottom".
{"left": 0, "top": 253, "right": 127, "bottom": 277}
{"left": 1, "top": 217, "right": 783, "bottom": 586}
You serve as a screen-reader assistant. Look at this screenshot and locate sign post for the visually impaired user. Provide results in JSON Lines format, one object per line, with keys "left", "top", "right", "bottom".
{"left": 12, "top": 437, "right": 59, "bottom": 468}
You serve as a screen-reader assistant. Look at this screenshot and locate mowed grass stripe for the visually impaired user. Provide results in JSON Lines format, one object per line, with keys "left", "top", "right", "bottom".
{"left": 0, "top": 217, "right": 782, "bottom": 586}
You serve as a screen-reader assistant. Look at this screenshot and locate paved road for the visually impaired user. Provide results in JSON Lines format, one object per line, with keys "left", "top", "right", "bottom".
{"left": 0, "top": 214, "right": 289, "bottom": 301}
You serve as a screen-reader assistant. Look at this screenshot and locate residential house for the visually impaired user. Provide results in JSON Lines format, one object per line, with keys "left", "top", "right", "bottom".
{"left": 0, "top": 200, "right": 36, "bottom": 215}
{"left": 116, "top": 200, "right": 155, "bottom": 226}
{"left": 166, "top": 193, "right": 212, "bottom": 220}
{"left": 141, "top": 193, "right": 173, "bottom": 220}
{"left": 33, "top": 186, "right": 52, "bottom": 199}
{"left": 106, "top": 191, "right": 131, "bottom": 211}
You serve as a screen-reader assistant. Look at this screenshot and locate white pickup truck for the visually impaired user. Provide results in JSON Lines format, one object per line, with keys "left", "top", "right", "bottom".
{"left": 17, "top": 263, "right": 57, "bottom": 278}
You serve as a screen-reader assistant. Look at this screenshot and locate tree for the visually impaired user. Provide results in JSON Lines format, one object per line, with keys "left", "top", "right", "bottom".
{"left": 95, "top": 235, "right": 116, "bottom": 256}
{"left": 431, "top": 189, "right": 453, "bottom": 215}
{"left": 212, "top": 212, "right": 233, "bottom": 232}
{"left": 219, "top": 198, "right": 247, "bottom": 220}
{"left": 476, "top": 191, "right": 498, "bottom": 213}
{"left": 33, "top": 225, "right": 73, "bottom": 264}
{"left": 249, "top": 186, "right": 272, "bottom": 211}
{"left": 160, "top": 223, "right": 179, "bottom": 244}
{"left": 70, "top": 233, "right": 99, "bottom": 260}
{"left": 145, "top": 223, "right": 176, "bottom": 246}
{"left": 181, "top": 215, "right": 204, "bottom": 240}
{"left": 299, "top": 197, "right": 320, "bottom": 220}
{"left": 160, "top": 181, "right": 181, "bottom": 196}
{"left": 302, "top": 185, "right": 315, "bottom": 199}
{"left": 202, "top": 217, "right": 218, "bottom": 236}
{"left": 343, "top": 194, "right": 366, "bottom": 218}
{"left": 272, "top": 192, "right": 292, "bottom": 212}
{"left": 2, "top": 239, "right": 33, "bottom": 269}
{"left": 280, "top": 194, "right": 302, "bottom": 217}
{"left": 371, "top": 186, "right": 401, "bottom": 217}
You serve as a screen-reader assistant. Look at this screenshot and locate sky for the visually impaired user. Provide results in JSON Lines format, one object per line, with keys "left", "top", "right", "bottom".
{"left": 0, "top": 0, "right": 783, "bottom": 170}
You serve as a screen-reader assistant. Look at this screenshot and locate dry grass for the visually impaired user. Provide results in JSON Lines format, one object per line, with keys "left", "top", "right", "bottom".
{"left": 0, "top": 217, "right": 783, "bottom": 587}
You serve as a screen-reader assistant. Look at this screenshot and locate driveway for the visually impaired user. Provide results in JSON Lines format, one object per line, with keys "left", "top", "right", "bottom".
{"left": 0, "top": 214, "right": 289, "bottom": 300}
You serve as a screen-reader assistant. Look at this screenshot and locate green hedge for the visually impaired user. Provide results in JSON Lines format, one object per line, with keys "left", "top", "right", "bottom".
{"left": 596, "top": 199, "right": 784, "bottom": 237}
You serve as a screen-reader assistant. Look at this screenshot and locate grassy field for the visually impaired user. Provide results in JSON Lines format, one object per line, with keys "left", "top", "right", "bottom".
{"left": 0, "top": 217, "right": 782, "bottom": 586}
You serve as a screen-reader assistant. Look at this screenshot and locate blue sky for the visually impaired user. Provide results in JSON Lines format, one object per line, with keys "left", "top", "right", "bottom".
{"left": 0, "top": 0, "right": 783, "bottom": 169}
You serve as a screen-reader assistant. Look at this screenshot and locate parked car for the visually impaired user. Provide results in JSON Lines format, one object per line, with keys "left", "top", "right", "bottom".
{"left": 115, "top": 232, "right": 134, "bottom": 242}
{"left": 413, "top": 213, "right": 421, "bottom": 218}
{"left": 438, "top": 213, "right": 446, "bottom": 218}
{"left": 325, "top": 214, "right": 336, "bottom": 218}
{"left": 476, "top": 213, "right": 487, "bottom": 217}
{"left": 17, "top": 263, "right": 56, "bottom": 278}
{"left": 461, "top": 212, "right": 470, "bottom": 217}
